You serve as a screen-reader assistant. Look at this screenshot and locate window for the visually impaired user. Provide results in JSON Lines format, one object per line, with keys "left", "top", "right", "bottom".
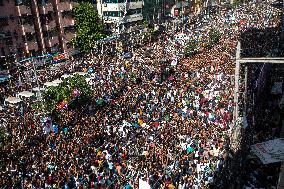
{"left": 22, "top": 35, "right": 27, "bottom": 43}
{"left": 62, "top": 10, "right": 73, "bottom": 18}
{"left": 0, "top": 0, "right": 4, "bottom": 6}
{"left": 26, "top": 32, "right": 35, "bottom": 41}
{"left": 103, "top": 0, "right": 125, "bottom": 3}
{"left": 15, "top": 0, "right": 31, "bottom": 6}
{"left": 43, "top": 31, "right": 49, "bottom": 39}
{"left": 17, "top": 47, "right": 24, "bottom": 55}
{"left": 1, "top": 48, "right": 5, "bottom": 56}
{"left": 14, "top": 30, "right": 18, "bottom": 39}
{"left": 0, "top": 17, "right": 9, "bottom": 27}
{"left": 19, "top": 15, "right": 34, "bottom": 25}
{"left": 126, "top": 8, "right": 142, "bottom": 15}
{"left": 66, "top": 41, "right": 73, "bottom": 49}
{"left": 63, "top": 26, "right": 75, "bottom": 34}
{"left": 5, "top": 37, "right": 13, "bottom": 46}
{"left": 103, "top": 11, "right": 120, "bottom": 17}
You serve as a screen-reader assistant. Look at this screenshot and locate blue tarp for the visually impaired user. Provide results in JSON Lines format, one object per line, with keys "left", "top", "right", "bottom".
{"left": 0, "top": 75, "right": 10, "bottom": 83}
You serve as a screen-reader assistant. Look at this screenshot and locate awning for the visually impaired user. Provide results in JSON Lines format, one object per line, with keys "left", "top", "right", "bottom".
{"left": 73, "top": 72, "right": 86, "bottom": 76}
{"left": 5, "top": 96, "right": 22, "bottom": 104}
{"left": 32, "top": 87, "right": 45, "bottom": 92}
{"left": 18, "top": 91, "right": 34, "bottom": 98}
{"left": 52, "top": 79, "right": 63, "bottom": 84}
{"left": 44, "top": 82, "right": 59, "bottom": 87}
{"left": 85, "top": 78, "right": 92, "bottom": 82}
{"left": 61, "top": 74, "right": 73, "bottom": 79}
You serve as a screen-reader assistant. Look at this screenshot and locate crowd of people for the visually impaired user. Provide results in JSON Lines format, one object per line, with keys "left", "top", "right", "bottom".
{"left": 0, "top": 0, "right": 283, "bottom": 188}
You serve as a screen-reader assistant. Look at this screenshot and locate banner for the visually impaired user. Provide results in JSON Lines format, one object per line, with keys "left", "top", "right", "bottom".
{"left": 174, "top": 8, "right": 180, "bottom": 17}
{"left": 251, "top": 138, "right": 284, "bottom": 164}
{"left": 139, "top": 179, "right": 150, "bottom": 189}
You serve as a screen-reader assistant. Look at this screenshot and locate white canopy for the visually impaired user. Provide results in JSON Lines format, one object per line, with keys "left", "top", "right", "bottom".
{"left": 18, "top": 91, "right": 34, "bottom": 98}
{"left": 52, "top": 79, "right": 63, "bottom": 84}
{"left": 61, "top": 74, "right": 73, "bottom": 79}
{"left": 73, "top": 72, "right": 87, "bottom": 76}
{"left": 32, "top": 87, "right": 45, "bottom": 92}
{"left": 5, "top": 97, "right": 22, "bottom": 104}
{"left": 44, "top": 82, "right": 59, "bottom": 87}
{"left": 85, "top": 78, "right": 92, "bottom": 82}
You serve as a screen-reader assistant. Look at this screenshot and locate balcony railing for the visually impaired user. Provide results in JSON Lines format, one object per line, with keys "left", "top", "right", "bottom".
{"left": 0, "top": 18, "right": 9, "bottom": 27}
{"left": 18, "top": 4, "right": 32, "bottom": 15}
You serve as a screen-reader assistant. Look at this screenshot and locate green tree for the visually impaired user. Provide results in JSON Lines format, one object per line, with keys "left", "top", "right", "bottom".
{"left": 206, "top": 28, "right": 221, "bottom": 48}
{"left": 184, "top": 41, "right": 198, "bottom": 57}
{"left": 42, "top": 74, "right": 93, "bottom": 115}
{"left": 72, "top": 2, "right": 106, "bottom": 53}
{"left": 0, "top": 127, "right": 5, "bottom": 148}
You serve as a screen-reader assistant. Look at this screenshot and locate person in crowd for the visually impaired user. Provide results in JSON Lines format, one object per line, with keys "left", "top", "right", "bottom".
{"left": 0, "top": 0, "right": 282, "bottom": 188}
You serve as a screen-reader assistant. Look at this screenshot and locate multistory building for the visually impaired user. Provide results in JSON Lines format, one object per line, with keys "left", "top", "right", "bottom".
{"left": 96, "top": 0, "right": 144, "bottom": 33}
{"left": 0, "top": 0, "right": 78, "bottom": 58}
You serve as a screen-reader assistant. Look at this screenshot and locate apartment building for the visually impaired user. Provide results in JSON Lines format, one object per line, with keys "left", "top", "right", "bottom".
{"left": 0, "top": 0, "right": 78, "bottom": 58}
{"left": 96, "top": 0, "right": 144, "bottom": 33}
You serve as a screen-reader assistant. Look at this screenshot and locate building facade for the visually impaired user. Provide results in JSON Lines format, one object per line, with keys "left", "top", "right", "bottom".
{"left": 96, "top": 0, "right": 143, "bottom": 33}
{"left": 0, "top": 0, "right": 78, "bottom": 58}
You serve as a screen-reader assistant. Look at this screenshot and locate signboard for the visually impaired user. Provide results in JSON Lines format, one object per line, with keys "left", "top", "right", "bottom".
{"left": 251, "top": 138, "right": 284, "bottom": 164}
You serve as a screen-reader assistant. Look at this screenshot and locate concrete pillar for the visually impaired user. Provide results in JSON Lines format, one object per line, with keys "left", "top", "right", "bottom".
{"left": 31, "top": 0, "right": 46, "bottom": 53}
{"left": 52, "top": 0, "right": 67, "bottom": 53}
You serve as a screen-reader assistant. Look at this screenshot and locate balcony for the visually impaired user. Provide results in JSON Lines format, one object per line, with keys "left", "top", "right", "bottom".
{"left": 17, "top": 5, "right": 32, "bottom": 15}
{"left": 103, "top": 13, "right": 142, "bottom": 24}
{"left": 41, "top": 20, "right": 57, "bottom": 31}
{"left": 58, "top": 1, "right": 76, "bottom": 11}
{"left": 0, "top": 17, "right": 9, "bottom": 27}
{"left": 45, "top": 36, "right": 59, "bottom": 48}
{"left": 23, "top": 24, "right": 35, "bottom": 33}
{"left": 61, "top": 17, "right": 74, "bottom": 29}
{"left": 102, "top": 1, "right": 143, "bottom": 12}
{"left": 61, "top": 9, "right": 74, "bottom": 19}
{"left": 26, "top": 40, "right": 38, "bottom": 50}
{"left": 38, "top": 3, "right": 54, "bottom": 14}
{"left": 127, "top": 1, "right": 143, "bottom": 9}
{"left": 19, "top": 15, "right": 34, "bottom": 26}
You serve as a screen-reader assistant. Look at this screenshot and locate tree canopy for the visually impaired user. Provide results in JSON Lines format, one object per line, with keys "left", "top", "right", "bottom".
{"left": 42, "top": 74, "right": 92, "bottom": 115}
{"left": 72, "top": 2, "right": 106, "bottom": 53}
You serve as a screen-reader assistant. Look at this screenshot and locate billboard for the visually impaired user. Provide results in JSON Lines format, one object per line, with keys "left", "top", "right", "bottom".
{"left": 251, "top": 138, "right": 284, "bottom": 164}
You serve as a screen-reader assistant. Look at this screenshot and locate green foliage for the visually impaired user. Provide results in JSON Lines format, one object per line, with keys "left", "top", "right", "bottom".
{"left": 206, "top": 28, "right": 221, "bottom": 48}
{"left": 72, "top": 2, "right": 106, "bottom": 53}
{"left": 143, "top": 20, "right": 149, "bottom": 28}
{"left": 0, "top": 127, "right": 6, "bottom": 148}
{"left": 233, "top": 0, "right": 243, "bottom": 7}
{"left": 31, "top": 102, "right": 44, "bottom": 111}
{"left": 184, "top": 41, "right": 198, "bottom": 57}
{"left": 42, "top": 74, "right": 92, "bottom": 115}
{"left": 223, "top": 0, "right": 243, "bottom": 9}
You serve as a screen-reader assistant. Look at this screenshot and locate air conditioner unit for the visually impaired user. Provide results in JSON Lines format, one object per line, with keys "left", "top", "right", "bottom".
{"left": 104, "top": 3, "right": 107, "bottom": 7}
